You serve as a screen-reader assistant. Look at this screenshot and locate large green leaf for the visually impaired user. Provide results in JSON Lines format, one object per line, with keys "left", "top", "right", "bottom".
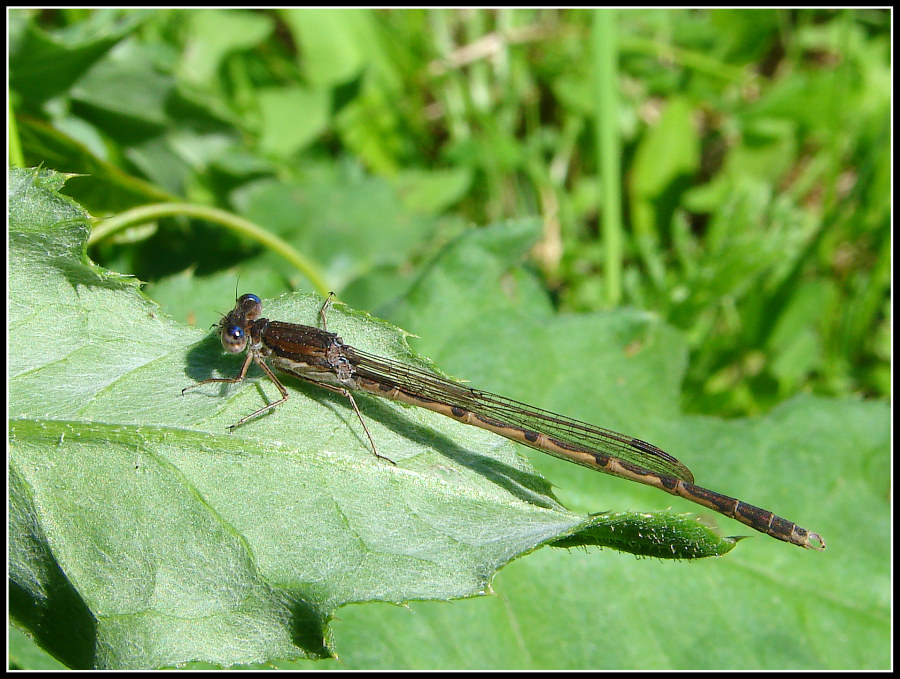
{"left": 9, "top": 169, "right": 736, "bottom": 669}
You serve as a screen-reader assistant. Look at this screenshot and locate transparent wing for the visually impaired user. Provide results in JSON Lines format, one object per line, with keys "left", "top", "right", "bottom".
{"left": 348, "top": 347, "right": 694, "bottom": 483}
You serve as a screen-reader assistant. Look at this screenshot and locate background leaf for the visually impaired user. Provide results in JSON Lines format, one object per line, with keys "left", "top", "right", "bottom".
{"left": 10, "top": 170, "right": 743, "bottom": 669}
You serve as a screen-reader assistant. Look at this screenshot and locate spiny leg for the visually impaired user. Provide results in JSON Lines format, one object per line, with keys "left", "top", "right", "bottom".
{"left": 182, "top": 349, "right": 255, "bottom": 396}
{"left": 183, "top": 351, "right": 291, "bottom": 429}
{"left": 227, "top": 356, "right": 290, "bottom": 428}
{"left": 318, "top": 292, "right": 336, "bottom": 331}
{"left": 338, "top": 387, "right": 397, "bottom": 465}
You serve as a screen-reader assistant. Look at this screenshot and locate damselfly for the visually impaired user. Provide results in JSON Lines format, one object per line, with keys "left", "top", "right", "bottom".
{"left": 183, "top": 293, "right": 825, "bottom": 551}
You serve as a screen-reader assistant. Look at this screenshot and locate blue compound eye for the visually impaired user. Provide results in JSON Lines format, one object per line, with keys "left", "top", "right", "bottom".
{"left": 236, "top": 294, "right": 263, "bottom": 321}
{"left": 221, "top": 324, "right": 247, "bottom": 353}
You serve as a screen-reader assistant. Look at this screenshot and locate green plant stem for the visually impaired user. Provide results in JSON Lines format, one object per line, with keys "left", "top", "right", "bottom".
{"left": 89, "top": 203, "right": 330, "bottom": 296}
{"left": 593, "top": 9, "right": 623, "bottom": 307}
{"left": 8, "top": 100, "right": 24, "bottom": 168}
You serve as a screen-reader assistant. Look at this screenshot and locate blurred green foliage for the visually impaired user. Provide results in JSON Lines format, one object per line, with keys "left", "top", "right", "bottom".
{"left": 10, "top": 8, "right": 889, "bottom": 418}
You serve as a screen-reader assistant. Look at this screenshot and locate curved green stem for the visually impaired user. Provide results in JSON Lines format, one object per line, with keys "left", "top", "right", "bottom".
{"left": 89, "top": 203, "right": 330, "bottom": 297}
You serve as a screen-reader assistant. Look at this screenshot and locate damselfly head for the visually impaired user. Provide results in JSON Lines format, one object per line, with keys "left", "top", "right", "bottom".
{"left": 216, "top": 293, "right": 262, "bottom": 354}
